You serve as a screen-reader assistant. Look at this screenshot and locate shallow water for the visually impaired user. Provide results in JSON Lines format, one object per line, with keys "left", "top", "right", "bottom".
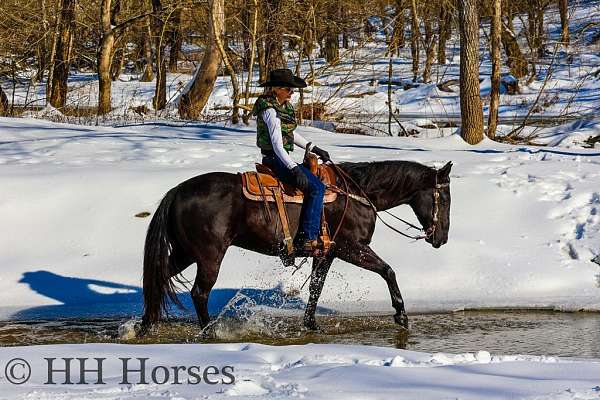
{"left": 1, "top": 311, "right": 599, "bottom": 359}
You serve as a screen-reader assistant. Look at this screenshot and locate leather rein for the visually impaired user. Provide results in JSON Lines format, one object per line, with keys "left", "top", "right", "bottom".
{"left": 328, "top": 162, "right": 448, "bottom": 242}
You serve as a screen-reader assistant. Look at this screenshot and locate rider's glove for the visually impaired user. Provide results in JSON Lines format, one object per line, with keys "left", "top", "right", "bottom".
{"left": 291, "top": 165, "right": 310, "bottom": 192}
{"left": 312, "top": 146, "right": 331, "bottom": 163}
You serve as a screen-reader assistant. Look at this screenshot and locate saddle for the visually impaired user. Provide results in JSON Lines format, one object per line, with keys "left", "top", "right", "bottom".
{"left": 239, "top": 153, "right": 337, "bottom": 258}
{"left": 240, "top": 163, "right": 338, "bottom": 204}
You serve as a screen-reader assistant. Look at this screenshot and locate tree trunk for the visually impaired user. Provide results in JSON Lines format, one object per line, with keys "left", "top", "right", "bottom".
{"left": 49, "top": 0, "right": 76, "bottom": 109}
{"left": 257, "top": 38, "right": 267, "bottom": 82}
{"left": 324, "top": 31, "right": 339, "bottom": 64}
{"left": 437, "top": 2, "right": 452, "bottom": 64}
{"left": 140, "top": 17, "right": 154, "bottom": 82}
{"left": 458, "top": 0, "right": 484, "bottom": 145}
{"left": 501, "top": 20, "right": 529, "bottom": 79}
{"left": 243, "top": 0, "right": 258, "bottom": 124}
{"left": 535, "top": 2, "right": 545, "bottom": 58}
{"left": 168, "top": 8, "right": 182, "bottom": 73}
{"left": 37, "top": 0, "right": 50, "bottom": 82}
{"left": 409, "top": 0, "right": 419, "bottom": 82}
{"left": 422, "top": 10, "right": 435, "bottom": 83}
{"left": 111, "top": 46, "right": 126, "bottom": 81}
{"left": 98, "top": 0, "right": 115, "bottom": 115}
{"left": 46, "top": 2, "right": 61, "bottom": 106}
{"left": 559, "top": 0, "right": 569, "bottom": 46}
{"left": 178, "top": 0, "right": 223, "bottom": 119}
{"left": 487, "top": 0, "right": 501, "bottom": 140}
{"left": 211, "top": 0, "right": 240, "bottom": 123}
{"left": 527, "top": 6, "right": 537, "bottom": 55}
{"left": 389, "top": 0, "right": 405, "bottom": 55}
{"left": 151, "top": 0, "right": 167, "bottom": 111}
{"left": 264, "top": 0, "right": 285, "bottom": 73}
{"left": 0, "top": 86, "right": 8, "bottom": 116}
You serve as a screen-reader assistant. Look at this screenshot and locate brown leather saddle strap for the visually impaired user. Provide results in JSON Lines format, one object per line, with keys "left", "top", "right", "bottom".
{"left": 319, "top": 209, "right": 333, "bottom": 254}
{"left": 271, "top": 185, "right": 294, "bottom": 255}
{"left": 254, "top": 171, "right": 273, "bottom": 223}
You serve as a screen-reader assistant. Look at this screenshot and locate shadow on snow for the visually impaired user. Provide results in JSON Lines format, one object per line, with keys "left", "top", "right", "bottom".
{"left": 10, "top": 270, "right": 322, "bottom": 321}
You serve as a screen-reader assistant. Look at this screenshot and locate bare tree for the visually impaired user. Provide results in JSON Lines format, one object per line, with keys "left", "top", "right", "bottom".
{"left": 501, "top": 19, "right": 528, "bottom": 79}
{"left": 558, "top": 0, "right": 569, "bottom": 46}
{"left": 422, "top": 6, "right": 436, "bottom": 83}
{"left": 437, "top": 0, "right": 452, "bottom": 64}
{"left": 140, "top": 15, "right": 154, "bottom": 82}
{"left": 409, "top": 0, "right": 419, "bottom": 82}
{"left": 98, "top": 0, "right": 117, "bottom": 115}
{"left": 178, "top": 0, "right": 223, "bottom": 119}
{"left": 0, "top": 86, "right": 8, "bottom": 116}
{"left": 392, "top": 0, "right": 405, "bottom": 52}
{"left": 487, "top": 0, "right": 501, "bottom": 140}
{"left": 242, "top": 0, "right": 259, "bottom": 124}
{"left": 458, "top": 0, "right": 484, "bottom": 144}
{"left": 324, "top": 3, "right": 340, "bottom": 64}
{"left": 49, "top": 0, "right": 76, "bottom": 109}
{"left": 151, "top": 0, "right": 167, "bottom": 110}
{"left": 168, "top": 8, "right": 182, "bottom": 73}
{"left": 264, "top": 0, "right": 286, "bottom": 73}
{"left": 211, "top": 0, "right": 241, "bottom": 123}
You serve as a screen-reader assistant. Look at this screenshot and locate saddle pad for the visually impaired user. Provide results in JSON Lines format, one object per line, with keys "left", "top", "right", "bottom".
{"left": 240, "top": 168, "right": 338, "bottom": 204}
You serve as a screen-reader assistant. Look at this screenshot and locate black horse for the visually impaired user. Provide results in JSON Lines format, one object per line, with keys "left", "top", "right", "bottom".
{"left": 141, "top": 160, "right": 452, "bottom": 332}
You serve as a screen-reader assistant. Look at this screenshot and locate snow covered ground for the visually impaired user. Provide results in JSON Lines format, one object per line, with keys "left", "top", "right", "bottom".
{"left": 2, "top": 342, "right": 600, "bottom": 399}
{"left": 1, "top": 117, "right": 598, "bottom": 321}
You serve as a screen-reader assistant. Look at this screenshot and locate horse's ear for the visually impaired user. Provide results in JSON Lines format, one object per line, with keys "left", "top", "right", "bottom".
{"left": 438, "top": 161, "right": 452, "bottom": 179}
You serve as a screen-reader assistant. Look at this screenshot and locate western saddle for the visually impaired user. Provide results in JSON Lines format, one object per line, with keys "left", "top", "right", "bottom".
{"left": 239, "top": 153, "right": 337, "bottom": 257}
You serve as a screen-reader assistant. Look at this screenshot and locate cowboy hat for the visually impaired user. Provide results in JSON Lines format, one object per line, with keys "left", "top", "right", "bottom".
{"left": 259, "top": 68, "right": 307, "bottom": 88}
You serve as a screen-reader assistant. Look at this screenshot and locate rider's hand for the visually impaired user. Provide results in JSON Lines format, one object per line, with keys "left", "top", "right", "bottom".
{"left": 291, "top": 165, "right": 310, "bottom": 192}
{"left": 312, "top": 146, "right": 331, "bottom": 163}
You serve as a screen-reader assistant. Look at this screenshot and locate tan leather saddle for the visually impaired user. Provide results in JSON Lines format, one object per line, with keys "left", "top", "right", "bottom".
{"left": 238, "top": 153, "right": 337, "bottom": 257}
{"left": 240, "top": 162, "right": 338, "bottom": 204}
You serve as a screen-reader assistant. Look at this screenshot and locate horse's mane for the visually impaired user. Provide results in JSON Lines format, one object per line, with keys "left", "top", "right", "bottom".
{"left": 338, "top": 160, "right": 434, "bottom": 193}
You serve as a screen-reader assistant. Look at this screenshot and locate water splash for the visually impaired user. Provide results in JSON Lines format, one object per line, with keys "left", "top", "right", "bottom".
{"left": 200, "top": 287, "right": 304, "bottom": 341}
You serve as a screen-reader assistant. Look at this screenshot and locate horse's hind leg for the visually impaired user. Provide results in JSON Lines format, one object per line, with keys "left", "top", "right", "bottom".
{"left": 303, "top": 254, "right": 335, "bottom": 330}
{"left": 190, "top": 244, "right": 227, "bottom": 328}
{"left": 337, "top": 243, "right": 409, "bottom": 330}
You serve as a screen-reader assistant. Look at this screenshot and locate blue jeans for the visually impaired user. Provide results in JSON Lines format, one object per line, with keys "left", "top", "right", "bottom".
{"left": 262, "top": 153, "right": 326, "bottom": 241}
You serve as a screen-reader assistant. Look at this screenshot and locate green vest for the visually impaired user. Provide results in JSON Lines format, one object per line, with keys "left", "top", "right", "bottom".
{"left": 252, "top": 94, "right": 297, "bottom": 152}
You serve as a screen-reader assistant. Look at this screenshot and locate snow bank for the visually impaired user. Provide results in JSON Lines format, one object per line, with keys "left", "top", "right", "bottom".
{"left": 1, "top": 343, "right": 599, "bottom": 399}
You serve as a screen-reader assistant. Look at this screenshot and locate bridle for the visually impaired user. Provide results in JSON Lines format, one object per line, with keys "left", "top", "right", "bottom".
{"left": 423, "top": 176, "right": 450, "bottom": 240}
{"left": 329, "top": 163, "right": 449, "bottom": 242}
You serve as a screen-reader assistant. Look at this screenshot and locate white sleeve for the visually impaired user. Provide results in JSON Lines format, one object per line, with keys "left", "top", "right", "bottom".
{"left": 262, "top": 108, "right": 298, "bottom": 170}
{"left": 293, "top": 131, "right": 314, "bottom": 151}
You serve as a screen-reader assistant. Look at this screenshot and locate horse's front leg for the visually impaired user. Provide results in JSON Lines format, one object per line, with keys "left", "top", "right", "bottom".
{"left": 337, "top": 244, "right": 409, "bottom": 330}
{"left": 303, "top": 253, "right": 335, "bottom": 331}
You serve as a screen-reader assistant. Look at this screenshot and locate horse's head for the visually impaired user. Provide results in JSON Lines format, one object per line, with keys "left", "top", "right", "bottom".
{"left": 409, "top": 161, "right": 452, "bottom": 248}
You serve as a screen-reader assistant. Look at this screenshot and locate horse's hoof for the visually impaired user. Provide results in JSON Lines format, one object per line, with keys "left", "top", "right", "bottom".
{"left": 394, "top": 313, "right": 409, "bottom": 330}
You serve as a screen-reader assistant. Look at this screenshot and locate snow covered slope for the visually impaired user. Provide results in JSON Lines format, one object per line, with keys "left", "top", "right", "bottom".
{"left": 1, "top": 117, "right": 598, "bottom": 320}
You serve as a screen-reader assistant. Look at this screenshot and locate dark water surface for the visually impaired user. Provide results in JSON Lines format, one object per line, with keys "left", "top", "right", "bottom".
{"left": 1, "top": 311, "right": 599, "bottom": 359}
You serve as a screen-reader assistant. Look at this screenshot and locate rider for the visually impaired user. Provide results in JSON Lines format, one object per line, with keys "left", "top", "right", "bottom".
{"left": 252, "top": 68, "right": 332, "bottom": 256}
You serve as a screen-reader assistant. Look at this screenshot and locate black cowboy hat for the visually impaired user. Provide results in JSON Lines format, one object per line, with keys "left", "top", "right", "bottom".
{"left": 259, "top": 68, "right": 307, "bottom": 88}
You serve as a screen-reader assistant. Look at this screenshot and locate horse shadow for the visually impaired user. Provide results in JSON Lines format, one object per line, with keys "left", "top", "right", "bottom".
{"left": 11, "top": 270, "right": 330, "bottom": 320}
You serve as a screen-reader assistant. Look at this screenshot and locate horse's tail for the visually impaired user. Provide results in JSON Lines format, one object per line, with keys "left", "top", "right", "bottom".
{"left": 142, "top": 185, "right": 182, "bottom": 328}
